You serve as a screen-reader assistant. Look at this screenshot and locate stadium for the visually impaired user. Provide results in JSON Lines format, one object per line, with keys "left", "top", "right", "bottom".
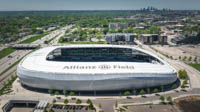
{"left": 17, "top": 45, "right": 177, "bottom": 91}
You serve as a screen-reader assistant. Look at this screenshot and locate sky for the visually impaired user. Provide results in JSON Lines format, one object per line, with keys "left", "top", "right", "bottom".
{"left": 0, "top": 0, "right": 200, "bottom": 11}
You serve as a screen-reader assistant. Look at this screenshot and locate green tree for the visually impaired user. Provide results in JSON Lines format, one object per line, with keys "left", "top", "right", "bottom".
{"left": 160, "top": 96, "right": 165, "bottom": 103}
{"left": 124, "top": 91, "right": 131, "bottom": 96}
{"left": 96, "top": 32, "right": 103, "bottom": 41}
{"left": 132, "top": 89, "right": 137, "bottom": 95}
{"left": 179, "top": 56, "right": 182, "bottom": 60}
{"left": 183, "top": 80, "right": 188, "bottom": 85}
{"left": 181, "top": 83, "right": 185, "bottom": 89}
{"left": 139, "top": 89, "right": 146, "bottom": 95}
{"left": 55, "top": 91, "right": 59, "bottom": 95}
{"left": 87, "top": 99, "right": 92, "bottom": 104}
{"left": 161, "top": 85, "right": 164, "bottom": 92}
{"left": 76, "top": 99, "right": 82, "bottom": 104}
{"left": 103, "top": 28, "right": 109, "bottom": 34}
{"left": 172, "top": 84, "right": 177, "bottom": 89}
{"left": 188, "top": 56, "right": 192, "bottom": 61}
{"left": 146, "top": 88, "right": 150, "bottom": 94}
{"left": 115, "top": 100, "right": 118, "bottom": 107}
{"left": 69, "top": 91, "right": 75, "bottom": 96}
{"left": 48, "top": 89, "right": 53, "bottom": 94}
{"left": 167, "top": 96, "right": 172, "bottom": 104}
{"left": 64, "top": 99, "right": 69, "bottom": 104}
{"left": 63, "top": 90, "right": 67, "bottom": 96}
{"left": 52, "top": 99, "right": 56, "bottom": 104}
{"left": 183, "top": 56, "right": 187, "bottom": 61}
{"left": 153, "top": 88, "right": 159, "bottom": 93}
{"left": 194, "top": 56, "right": 198, "bottom": 62}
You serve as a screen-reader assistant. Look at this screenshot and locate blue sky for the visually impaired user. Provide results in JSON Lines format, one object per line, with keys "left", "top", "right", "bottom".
{"left": 0, "top": 0, "right": 200, "bottom": 11}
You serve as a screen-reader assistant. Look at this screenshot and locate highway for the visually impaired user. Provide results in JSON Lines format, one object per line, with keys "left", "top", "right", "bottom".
{"left": 0, "top": 50, "right": 30, "bottom": 74}
{"left": 0, "top": 24, "right": 73, "bottom": 90}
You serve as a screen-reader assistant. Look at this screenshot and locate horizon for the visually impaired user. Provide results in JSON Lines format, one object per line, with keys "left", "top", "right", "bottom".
{"left": 0, "top": 0, "right": 200, "bottom": 11}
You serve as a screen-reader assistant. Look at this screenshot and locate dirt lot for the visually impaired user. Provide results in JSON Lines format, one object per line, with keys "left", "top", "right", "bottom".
{"left": 175, "top": 96, "right": 200, "bottom": 112}
{"left": 126, "top": 104, "right": 178, "bottom": 112}
{"left": 151, "top": 45, "right": 200, "bottom": 62}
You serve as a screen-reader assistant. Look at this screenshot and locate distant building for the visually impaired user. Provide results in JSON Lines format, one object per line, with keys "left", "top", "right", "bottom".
{"left": 106, "top": 33, "right": 136, "bottom": 45}
{"left": 109, "top": 23, "right": 129, "bottom": 29}
{"left": 140, "top": 34, "right": 167, "bottom": 45}
{"left": 109, "top": 23, "right": 118, "bottom": 29}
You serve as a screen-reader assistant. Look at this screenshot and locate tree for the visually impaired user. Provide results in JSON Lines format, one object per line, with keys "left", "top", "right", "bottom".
{"left": 55, "top": 91, "right": 59, "bottom": 95}
{"left": 96, "top": 32, "right": 103, "bottom": 41}
{"left": 76, "top": 99, "right": 82, "bottom": 104}
{"left": 103, "top": 28, "right": 109, "bottom": 34}
{"left": 181, "top": 83, "right": 185, "bottom": 89}
{"left": 49, "top": 109, "right": 55, "bottom": 112}
{"left": 153, "top": 88, "right": 159, "bottom": 93}
{"left": 139, "top": 89, "right": 146, "bottom": 95}
{"left": 188, "top": 56, "right": 192, "bottom": 61}
{"left": 146, "top": 88, "right": 150, "bottom": 94}
{"left": 160, "top": 85, "right": 164, "bottom": 92}
{"left": 178, "top": 70, "right": 188, "bottom": 79}
{"left": 179, "top": 56, "right": 182, "bottom": 60}
{"left": 48, "top": 89, "right": 53, "bottom": 94}
{"left": 160, "top": 96, "right": 165, "bottom": 103}
{"left": 172, "top": 84, "right": 177, "bottom": 89}
{"left": 167, "top": 96, "right": 172, "bottom": 104}
{"left": 64, "top": 99, "right": 69, "bottom": 104}
{"left": 194, "top": 56, "right": 198, "bottom": 62}
{"left": 183, "top": 56, "right": 187, "bottom": 61}
{"left": 52, "top": 98, "right": 56, "bottom": 104}
{"left": 133, "top": 89, "right": 137, "bottom": 95}
{"left": 115, "top": 100, "right": 118, "bottom": 107}
{"left": 89, "top": 102, "right": 94, "bottom": 110}
{"left": 87, "top": 99, "right": 92, "bottom": 104}
{"left": 69, "top": 91, "right": 75, "bottom": 96}
{"left": 183, "top": 80, "right": 188, "bottom": 85}
{"left": 124, "top": 91, "right": 131, "bottom": 96}
{"left": 63, "top": 90, "right": 67, "bottom": 96}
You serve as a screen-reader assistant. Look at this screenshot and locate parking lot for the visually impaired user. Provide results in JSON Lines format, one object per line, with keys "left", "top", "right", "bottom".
{"left": 51, "top": 104, "right": 95, "bottom": 112}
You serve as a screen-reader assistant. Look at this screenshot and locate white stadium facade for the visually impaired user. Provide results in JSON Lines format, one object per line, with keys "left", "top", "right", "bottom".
{"left": 17, "top": 45, "right": 177, "bottom": 91}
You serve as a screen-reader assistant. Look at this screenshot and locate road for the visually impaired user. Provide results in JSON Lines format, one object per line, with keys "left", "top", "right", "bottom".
{"left": 0, "top": 50, "right": 30, "bottom": 74}
{"left": 34, "top": 25, "right": 72, "bottom": 45}
{"left": 0, "top": 24, "right": 72, "bottom": 90}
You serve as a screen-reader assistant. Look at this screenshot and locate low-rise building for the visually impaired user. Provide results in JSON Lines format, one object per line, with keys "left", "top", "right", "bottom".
{"left": 140, "top": 34, "right": 167, "bottom": 45}
{"left": 106, "top": 33, "right": 136, "bottom": 44}
{"left": 109, "top": 23, "right": 129, "bottom": 29}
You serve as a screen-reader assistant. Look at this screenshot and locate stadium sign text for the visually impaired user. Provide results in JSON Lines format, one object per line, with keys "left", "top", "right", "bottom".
{"left": 63, "top": 64, "right": 134, "bottom": 70}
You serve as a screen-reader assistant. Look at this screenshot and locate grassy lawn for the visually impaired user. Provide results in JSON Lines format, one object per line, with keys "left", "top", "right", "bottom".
{"left": 188, "top": 63, "right": 200, "bottom": 72}
{"left": 0, "top": 48, "right": 16, "bottom": 60}
{"left": 19, "top": 32, "right": 50, "bottom": 44}
{"left": 64, "top": 41, "right": 107, "bottom": 44}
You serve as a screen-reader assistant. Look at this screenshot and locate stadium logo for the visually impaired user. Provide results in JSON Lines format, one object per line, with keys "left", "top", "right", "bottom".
{"left": 98, "top": 64, "right": 111, "bottom": 70}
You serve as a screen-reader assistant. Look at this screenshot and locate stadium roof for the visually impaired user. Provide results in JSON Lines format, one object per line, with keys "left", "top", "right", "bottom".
{"left": 19, "top": 45, "right": 176, "bottom": 75}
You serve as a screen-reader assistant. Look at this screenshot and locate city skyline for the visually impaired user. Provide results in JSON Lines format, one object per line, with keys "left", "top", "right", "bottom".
{"left": 0, "top": 0, "right": 200, "bottom": 11}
